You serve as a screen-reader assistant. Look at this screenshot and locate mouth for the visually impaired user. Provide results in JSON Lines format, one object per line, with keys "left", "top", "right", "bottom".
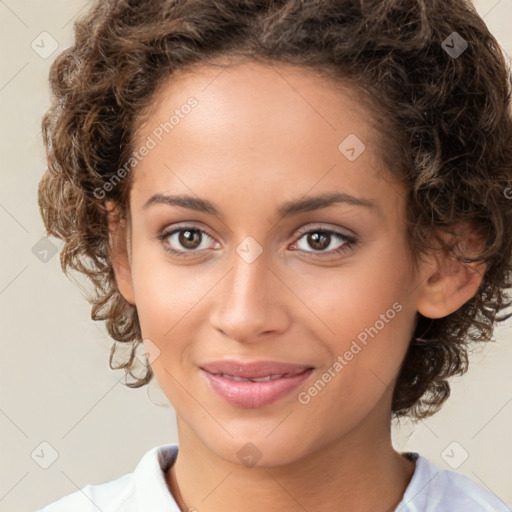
{"left": 198, "top": 360, "right": 315, "bottom": 408}
{"left": 199, "top": 359, "right": 314, "bottom": 378}
{"left": 207, "top": 367, "right": 309, "bottom": 382}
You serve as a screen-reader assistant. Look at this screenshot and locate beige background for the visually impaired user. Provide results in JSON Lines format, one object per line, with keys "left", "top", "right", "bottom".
{"left": 0, "top": 1, "right": 511, "bottom": 511}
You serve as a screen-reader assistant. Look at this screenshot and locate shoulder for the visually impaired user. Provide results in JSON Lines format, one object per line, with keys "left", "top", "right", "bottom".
{"left": 398, "top": 452, "right": 511, "bottom": 512}
{"left": 35, "top": 444, "right": 179, "bottom": 512}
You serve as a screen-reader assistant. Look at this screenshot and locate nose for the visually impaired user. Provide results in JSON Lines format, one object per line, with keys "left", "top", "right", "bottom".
{"left": 209, "top": 243, "right": 291, "bottom": 344}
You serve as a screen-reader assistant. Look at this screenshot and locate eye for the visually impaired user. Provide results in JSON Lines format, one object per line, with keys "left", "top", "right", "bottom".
{"left": 156, "top": 224, "right": 357, "bottom": 259}
{"left": 157, "top": 225, "right": 218, "bottom": 257}
{"left": 291, "top": 226, "right": 357, "bottom": 258}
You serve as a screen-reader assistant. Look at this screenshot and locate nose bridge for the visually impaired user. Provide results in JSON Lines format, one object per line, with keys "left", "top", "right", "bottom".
{"left": 227, "top": 241, "right": 271, "bottom": 316}
{"left": 211, "top": 239, "right": 284, "bottom": 340}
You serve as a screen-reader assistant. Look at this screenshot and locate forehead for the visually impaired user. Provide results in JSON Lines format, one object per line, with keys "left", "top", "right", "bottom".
{"left": 129, "top": 60, "right": 399, "bottom": 216}
{"left": 134, "top": 59, "right": 375, "bottom": 149}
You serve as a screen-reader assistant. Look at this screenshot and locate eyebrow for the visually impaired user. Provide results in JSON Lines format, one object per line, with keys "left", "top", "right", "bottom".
{"left": 142, "top": 191, "right": 378, "bottom": 218}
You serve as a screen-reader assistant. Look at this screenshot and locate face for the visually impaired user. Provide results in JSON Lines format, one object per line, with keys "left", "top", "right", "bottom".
{"left": 112, "top": 59, "right": 429, "bottom": 466}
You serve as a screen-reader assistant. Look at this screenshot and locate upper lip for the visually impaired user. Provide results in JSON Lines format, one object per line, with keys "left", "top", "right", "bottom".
{"left": 200, "top": 360, "right": 314, "bottom": 378}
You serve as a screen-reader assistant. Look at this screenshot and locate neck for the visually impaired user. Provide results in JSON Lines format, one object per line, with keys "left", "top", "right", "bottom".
{"left": 166, "top": 414, "right": 415, "bottom": 512}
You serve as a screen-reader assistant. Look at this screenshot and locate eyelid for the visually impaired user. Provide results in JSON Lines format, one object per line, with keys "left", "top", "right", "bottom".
{"left": 294, "top": 223, "right": 356, "bottom": 238}
{"left": 159, "top": 221, "right": 216, "bottom": 237}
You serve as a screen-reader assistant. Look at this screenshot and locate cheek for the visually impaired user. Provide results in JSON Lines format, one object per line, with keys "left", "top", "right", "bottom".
{"left": 295, "top": 244, "right": 413, "bottom": 398}
{"left": 307, "top": 273, "right": 410, "bottom": 382}
{"left": 131, "top": 253, "right": 205, "bottom": 403}
{"left": 129, "top": 242, "right": 205, "bottom": 335}
{"left": 129, "top": 248, "right": 225, "bottom": 386}
{"left": 299, "top": 249, "right": 409, "bottom": 344}
{"left": 295, "top": 275, "right": 412, "bottom": 437}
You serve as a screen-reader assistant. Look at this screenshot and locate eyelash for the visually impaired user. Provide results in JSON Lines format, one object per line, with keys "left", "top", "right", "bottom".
{"left": 156, "top": 224, "right": 357, "bottom": 259}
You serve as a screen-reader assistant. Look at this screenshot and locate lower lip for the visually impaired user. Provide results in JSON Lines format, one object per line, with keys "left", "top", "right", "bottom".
{"left": 200, "top": 368, "right": 314, "bottom": 408}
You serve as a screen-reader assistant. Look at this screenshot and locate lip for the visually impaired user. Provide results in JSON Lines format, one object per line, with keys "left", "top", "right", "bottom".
{"left": 199, "top": 360, "right": 314, "bottom": 378}
{"left": 199, "top": 360, "right": 315, "bottom": 408}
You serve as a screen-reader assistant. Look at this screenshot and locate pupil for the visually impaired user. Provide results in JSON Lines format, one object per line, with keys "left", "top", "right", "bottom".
{"left": 179, "top": 229, "right": 200, "bottom": 249}
{"left": 309, "top": 232, "right": 329, "bottom": 250}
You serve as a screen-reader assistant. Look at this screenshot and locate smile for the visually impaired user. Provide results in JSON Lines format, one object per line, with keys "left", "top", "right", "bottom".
{"left": 199, "top": 367, "right": 314, "bottom": 408}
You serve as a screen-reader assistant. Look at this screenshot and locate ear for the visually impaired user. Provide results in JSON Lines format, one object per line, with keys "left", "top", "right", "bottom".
{"left": 106, "top": 200, "right": 136, "bottom": 306}
{"left": 415, "top": 224, "right": 487, "bottom": 319}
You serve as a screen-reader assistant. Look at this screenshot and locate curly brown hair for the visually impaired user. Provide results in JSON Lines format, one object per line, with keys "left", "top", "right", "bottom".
{"left": 38, "top": 0, "right": 512, "bottom": 420}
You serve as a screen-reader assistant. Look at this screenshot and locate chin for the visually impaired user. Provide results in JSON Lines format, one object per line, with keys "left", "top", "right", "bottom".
{"left": 199, "top": 427, "right": 316, "bottom": 468}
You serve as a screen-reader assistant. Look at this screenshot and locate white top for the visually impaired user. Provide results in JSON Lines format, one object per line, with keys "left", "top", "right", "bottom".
{"left": 36, "top": 444, "right": 511, "bottom": 512}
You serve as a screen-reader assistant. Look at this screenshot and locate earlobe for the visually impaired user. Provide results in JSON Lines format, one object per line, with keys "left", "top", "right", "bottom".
{"left": 106, "top": 200, "right": 136, "bottom": 306}
{"left": 415, "top": 248, "right": 486, "bottom": 320}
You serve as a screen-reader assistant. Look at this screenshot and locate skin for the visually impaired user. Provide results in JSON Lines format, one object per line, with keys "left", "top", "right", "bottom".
{"left": 107, "top": 59, "right": 485, "bottom": 512}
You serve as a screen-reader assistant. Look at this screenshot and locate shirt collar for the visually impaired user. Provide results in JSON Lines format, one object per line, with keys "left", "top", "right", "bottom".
{"left": 395, "top": 452, "right": 436, "bottom": 512}
{"left": 134, "top": 444, "right": 181, "bottom": 511}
